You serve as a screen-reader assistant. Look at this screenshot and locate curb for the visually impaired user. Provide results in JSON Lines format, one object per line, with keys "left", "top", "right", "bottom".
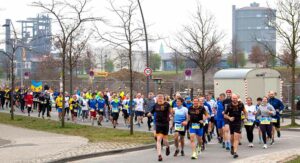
{"left": 281, "top": 128, "right": 300, "bottom": 132}
{"left": 49, "top": 141, "right": 175, "bottom": 163}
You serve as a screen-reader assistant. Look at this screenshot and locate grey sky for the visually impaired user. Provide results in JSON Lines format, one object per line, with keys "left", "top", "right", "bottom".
{"left": 0, "top": 0, "right": 273, "bottom": 52}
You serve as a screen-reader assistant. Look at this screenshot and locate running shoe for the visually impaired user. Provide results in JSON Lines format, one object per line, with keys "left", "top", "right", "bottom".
{"left": 191, "top": 152, "right": 198, "bottom": 159}
{"left": 222, "top": 142, "right": 225, "bottom": 148}
{"left": 230, "top": 146, "right": 234, "bottom": 155}
{"left": 166, "top": 147, "right": 170, "bottom": 156}
{"left": 277, "top": 131, "right": 281, "bottom": 138}
{"left": 263, "top": 144, "right": 268, "bottom": 149}
{"left": 174, "top": 149, "right": 179, "bottom": 157}
{"left": 181, "top": 150, "right": 185, "bottom": 156}
{"left": 233, "top": 152, "right": 239, "bottom": 158}
{"left": 158, "top": 155, "right": 163, "bottom": 161}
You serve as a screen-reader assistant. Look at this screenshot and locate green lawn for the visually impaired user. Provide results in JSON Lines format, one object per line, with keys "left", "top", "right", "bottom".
{"left": 287, "top": 156, "right": 300, "bottom": 163}
{"left": 152, "top": 70, "right": 183, "bottom": 76}
{"left": 0, "top": 112, "right": 153, "bottom": 144}
{"left": 281, "top": 123, "right": 300, "bottom": 129}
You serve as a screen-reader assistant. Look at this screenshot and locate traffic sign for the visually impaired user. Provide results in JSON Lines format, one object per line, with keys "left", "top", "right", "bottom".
{"left": 144, "top": 67, "right": 153, "bottom": 76}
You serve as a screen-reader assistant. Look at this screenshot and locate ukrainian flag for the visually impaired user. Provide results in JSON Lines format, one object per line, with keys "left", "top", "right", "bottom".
{"left": 31, "top": 80, "right": 43, "bottom": 92}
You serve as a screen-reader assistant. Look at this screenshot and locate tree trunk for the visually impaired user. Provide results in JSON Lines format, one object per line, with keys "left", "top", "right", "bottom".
{"left": 70, "top": 62, "right": 73, "bottom": 95}
{"left": 62, "top": 50, "right": 66, "bottom": 128}
{"left": 201, "top": 70, "right": 205, "bottom": 96}
{"left": 10, "top": 56, "right": 14, "bottom": 120}
{"left": 290, "top": 56, "right": 296, "bottom": 126}
{"left": 129, "top": 46, "right": 134, "bottom": 135}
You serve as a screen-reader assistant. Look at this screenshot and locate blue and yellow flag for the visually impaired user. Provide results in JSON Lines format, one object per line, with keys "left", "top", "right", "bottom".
{"left": 31, "top": 80, "right": 43, "bottom": 92}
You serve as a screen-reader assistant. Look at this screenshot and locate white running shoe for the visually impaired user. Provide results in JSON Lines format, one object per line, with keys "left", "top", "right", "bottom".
{"left": 248, "top": 143, "right": 254, "bottom": 147}
{"left": 263, "top": 144, "right": 268, "bottom": 149}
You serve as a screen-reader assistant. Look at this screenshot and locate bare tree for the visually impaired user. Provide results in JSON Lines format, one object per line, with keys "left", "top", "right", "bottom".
{"left": 95, "top": 0, "right": 144, "bottom": 135}
{"left": 114, "top": 49, "right": 129, "bottom": 70}
{"left": 32, "top": 0, "right": 102, "bottom": 127}
{"left": 0, "top": 21, "right": 24, "bottom": 120}
{"left": 249, "top": 45, "right": 265, "bottom": 67}
{"left": 169, "top": 4, "right": 224, "bottom": 95}
{"left": 67, "top": 29, "right": 91, "bottom": 95}
{"left": 171, "top": 52, "right": 185, "bottom": 75}
{"left": 267, "top": 0, "right": 300, "bottom": 125}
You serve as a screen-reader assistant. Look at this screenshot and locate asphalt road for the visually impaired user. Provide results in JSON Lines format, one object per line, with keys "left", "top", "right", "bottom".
{"left": 73, "top": 130, "right": 300, "bottom": 163}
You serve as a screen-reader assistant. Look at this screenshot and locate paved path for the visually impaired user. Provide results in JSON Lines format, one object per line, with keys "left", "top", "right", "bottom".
{"left": 0, "top": 138, "right": 10, "bottom": 147}
{"left": 0, "top": 124, "right": 88, "bottom": 163}
{"left": 74, "top": 130, "right": 300, "bottom": 163}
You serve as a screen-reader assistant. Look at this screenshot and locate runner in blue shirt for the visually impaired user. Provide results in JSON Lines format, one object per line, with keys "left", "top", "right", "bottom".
{"left": 173, "top": 97, "right": 189, "bottom": 157}
{"left": 96, "top": 92, "right": 106, "bottom": 126}
{"left": 88, "top": 93, "right": 97, "bottom": 126}
{"left": 110, "top": 94, "right": 121, "bottom": 128}
{"left": 216, "top": 93, "right": 226, "bottom": 148}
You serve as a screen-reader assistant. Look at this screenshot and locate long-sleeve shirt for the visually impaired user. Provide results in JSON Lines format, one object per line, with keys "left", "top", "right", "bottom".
{"left": 256, "top": 103, "right": 276, "bottom": 120}
{"left": 268, "top": 97, "right": 284, "bottom": 119}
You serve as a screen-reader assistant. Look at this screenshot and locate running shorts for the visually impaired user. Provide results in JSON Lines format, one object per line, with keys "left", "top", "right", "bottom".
{"left": 229, "top": 123, "right": 241, "bottom": 134}
{"left": 90, "top": 110, "right": 97, "bottom": 118}
{"left": 189, "top": 127, "right": 204, "bottom": 136}
{"left": 57, "top": 108, "right": 62, "bottom": 113}
{"left": 216, "top": 120, "right": 225, "bottom": 129}
{"left": 156, "top": 124, "right": 169, "bottom": 136}
{"left": 135, "top": 111, "right": 144, "bottom": 117}
{"left": 97, "top": 110, "right": 104, "bottom": 116}
{"left": 122, "top": 109, "right": 129, "bottom": 119}
{"left": 112, "top": 113, "right": 119, "bottom": 121}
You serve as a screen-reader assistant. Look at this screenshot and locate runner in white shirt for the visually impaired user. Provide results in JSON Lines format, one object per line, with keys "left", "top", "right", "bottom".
{"left": 134, "top": 93, "right": 144, "bottom": 127}
{"left": 244, "top": 97, "right": 257, "bottom": 147}
{"left": 206, "top": 94, "right": 217, "bottom": 138}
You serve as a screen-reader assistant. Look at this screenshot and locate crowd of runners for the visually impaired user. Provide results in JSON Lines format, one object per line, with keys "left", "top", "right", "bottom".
{"left": 0, "top": 86, "right": 286, "bottom": 161}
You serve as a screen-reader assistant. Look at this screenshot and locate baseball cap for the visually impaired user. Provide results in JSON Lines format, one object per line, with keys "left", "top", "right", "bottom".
{"left": 226, "top": 90, "right": 232, "bottom": 93}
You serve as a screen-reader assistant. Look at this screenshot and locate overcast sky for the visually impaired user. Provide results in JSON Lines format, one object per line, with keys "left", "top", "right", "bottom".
{"left": 0, "top": 0, "right": 274, "bottom": 53}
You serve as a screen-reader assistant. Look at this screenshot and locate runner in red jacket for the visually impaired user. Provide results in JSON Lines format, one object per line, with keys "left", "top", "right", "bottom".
{"left": 24, "top": 91, "right": 34, "bottom": 116}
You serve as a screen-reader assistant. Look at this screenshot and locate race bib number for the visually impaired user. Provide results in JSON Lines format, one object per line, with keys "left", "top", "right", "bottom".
{"left": 244, "top": 120, "right": 254, "bottom": 126}
{"left": 90, "top": 109, "right": 95, "bottom": 112}
{"left": 112, "top": 107, "right": 119, "bottom": 113}
{"left": 27, "top": 104, "right": 32, "bottom": 107}
{"left": 191, "top": 123, "right": 200, "bottom": 129}
{"left": 74, "top": 109, "right": 78, "bottom": 112}
{"left": 99, "top": 108, "right": 104, "bottom": 112}
{"left": 261, "top": 117, "right": 271, "bottom": 125}
{"left": 175, "top": 123, "right": 185, "bottom": 131}
{"left": 271, "top": 118, "right": 278, "bottom": 123}
{"left": 241, "top": 115, "right": 245, "bottom": 119}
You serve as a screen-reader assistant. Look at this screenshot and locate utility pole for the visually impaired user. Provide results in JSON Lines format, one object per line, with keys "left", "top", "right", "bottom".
{"left": 137, "top": 0, "right": 149, "bottom": 96}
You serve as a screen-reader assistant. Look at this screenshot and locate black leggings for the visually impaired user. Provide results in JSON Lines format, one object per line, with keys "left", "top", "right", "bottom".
{"left": 245, "top": 125, "right": 255, "bottom": 143}
{"left": 147, "top": 116, "right": 153, "bottom": 129}
{"left": 260, "top": 124, "right": 272, "bottom": 144}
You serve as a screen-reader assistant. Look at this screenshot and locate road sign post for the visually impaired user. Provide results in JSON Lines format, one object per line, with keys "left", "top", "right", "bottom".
{"left": 144, "top": 67, "right": 153, "bottom": 77}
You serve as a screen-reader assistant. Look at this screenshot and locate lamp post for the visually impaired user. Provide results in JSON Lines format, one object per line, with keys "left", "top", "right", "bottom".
{"left": 137, "top": 0, "right": 149, "bottom": 96}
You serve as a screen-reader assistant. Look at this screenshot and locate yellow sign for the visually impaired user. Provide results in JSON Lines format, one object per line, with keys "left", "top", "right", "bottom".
{"left": 94, "top": 71, "right": 108, "bottom": 77}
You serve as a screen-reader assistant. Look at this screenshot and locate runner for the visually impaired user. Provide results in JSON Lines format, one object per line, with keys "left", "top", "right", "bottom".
{"left": 110, "top": 93, "right": 121, "bottom": 128}
{"left": 24, "top": 91, "right": 33, "bottom": 116}
{"left": 268, "top": 91, "right": 284, "bottom": 144}
{"left": 88, "top": 93, "right": 98, "bottom": 126}
{"left": 81, "top": 94, "right": 89, "bottom": 122}
{"left": 244, "top": 97, "right": 256, "bottom": 148}
{"left": 148, "top": 93, "right": 171, "bottom": 161}
{"left": 224, "top": 94, "right": 248, "bottom": 158}
{"left": 206, "top": 93, "right": 217, "bottom": 139}
{"left": 64, "top": 93, "right": 70, "bottom": 120}
{"left": 0, "top": 87, "right": 5, "bottom": 109}
{"left": 216, "top": 93, "right": 226, "bottom": 148}
{"left": 255, "top": 97, "right": 263, "bottom": 144}
{"left": 145, "top": 92, "right": 156, "bottom": 131}
{"left": 173, "top": 97, "right": 189, "bottom": 157}
{"left": 96, "top": 92, "right": 106, "bottom": 126}
{"left": 256, "top": 96, "right": 276, "bottom": 149}
{"left": 223, "top": 89, "right": 232, "bottom": 151}
{"left": 69, "top": 95, "right": 79, "bottom": 123}
{"left": 188, "top": 97, "right": 208, "bottom": 159}
{"left": 55, "top": 92, "right": 63, "bottom": 120}
{"left": 134, "top": 93, "right": 145, "bottom": 127}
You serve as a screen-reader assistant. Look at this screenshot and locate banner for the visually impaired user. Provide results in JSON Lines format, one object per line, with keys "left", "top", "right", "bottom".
{"left": 31, "top": 80, "right": 43, "bottom": 92}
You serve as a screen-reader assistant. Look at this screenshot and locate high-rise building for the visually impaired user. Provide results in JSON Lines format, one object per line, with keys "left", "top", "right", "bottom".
{"left": 232, "top": 2, "right": 276, "bottom": 56}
